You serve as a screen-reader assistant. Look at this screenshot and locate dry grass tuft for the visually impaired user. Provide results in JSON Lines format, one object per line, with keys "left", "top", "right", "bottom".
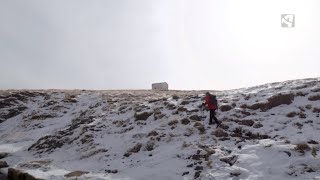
{"left": 294, "top": 143, "right": 310, "bottom": 153}
{"left": 311, "top": 147, "right": 317, "bottom": 158}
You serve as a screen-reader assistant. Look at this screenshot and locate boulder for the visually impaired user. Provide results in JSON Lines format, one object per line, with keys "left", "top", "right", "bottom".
{"left": 220, "top": 155, "right": 238, "bottom": 166}
{"left": 181, "top": 118, "right": 190, "bottom": 125}
{"left": 189, "top": 115, "right": 201, "bottom": 121}
{"left": 8, "top": 168, "right": 40, "bottom": 180}
{"left": 220, "top": 105, "right": 233, "bottom": 112}
{"left": 253, "top": 123, "right": 263, "bottom": 128}
{"left": 237, "top": 120, "right": 254, "bottom": 127}
{"left": 64, "top": 171, "right": 89, "bottom": 178}
{"left": 241, "top": 93, "right": 294, "bottom": 111}
{"left": 0, "top": 153, "right": 8, "bottom": 159}
{"left": 147, "top": 130, "right": 159, "bottom": 137}
{"left": 308, "top": 94, "right": 320, "bottom": 101}
{"left": 313, "top": 107, "right": 320, "bottom": 113}
{"left": 212, "top": 129, "right": 228, "bottom": 137}
{"left": 168, "top": 120, "right": 179, "bottom": 126}
{"left": 0, "top": 161, "right": 8, "bottom": 168}
{"left": 134, "top": 112, "right": 153, "bottom": 121}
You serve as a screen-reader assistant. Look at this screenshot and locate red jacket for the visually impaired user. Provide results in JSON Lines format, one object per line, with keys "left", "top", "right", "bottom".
{"left": 205, "top": 95, "right": 217, "bottom": 110}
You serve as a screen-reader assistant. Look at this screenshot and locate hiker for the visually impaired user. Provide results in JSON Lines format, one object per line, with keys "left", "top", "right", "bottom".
{"left": 202, "top": 92, "right": 220, "bottom": 127}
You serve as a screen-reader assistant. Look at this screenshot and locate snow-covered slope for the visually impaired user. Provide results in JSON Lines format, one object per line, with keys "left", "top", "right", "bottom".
{"left": 0, "top": 78, "right": 320, "bottom": 180}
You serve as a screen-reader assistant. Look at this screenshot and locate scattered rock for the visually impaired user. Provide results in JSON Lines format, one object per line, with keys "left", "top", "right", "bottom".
{"left": 123, "top": 152, "right": 131, "bottom": 157}
{"left": 144, "top": 141, "right": 155, "bottom": 151}
{"left": 230, "top": 171, "right": 241, "bottom": 177}
{"left": 194, "top": 123, "right": 206, "bottom": 134}
{"left": 42, "top": 101, "right": 58, "bottom": 107}
{"left": 63, "top": 95, "right": 78, "bottom": 104}
{"left": 295, "top": 92, "right": 308, "bottom": 97}
{"left": 181, "top": 118, "right": 190, "bottom": 125}
{"left": 105, "top": 169, "right": 118, "bottom": 174}
{"left": 190, "top": 115, "right": 201, "bottom": 121}
{"left": 28, "top": 134, "right": 67, "bottom": 153}
{"left": 308, "top": 94, "right": 320, "bottom": 101}
{"left": 237, "top": 120, "right": 254, "bottom": 127}
{"left": 194, "top": 166, "right": 203, "bottom": 171}
{"left": 305, "top": 104, "right": 313, "bottom": 110}
{"left": 177, "top": 107, "right": 187, "bottom": 112}
{"left": 220, "top": 155, "right": 238, "bottom": 166}
{"left": 191, "top": 154, "right": 202, "bottom": 161}
{"left": 147, "top": 130, "right": 159, "bottom": 137}
{"left": 80, "top": 134, "right": 94, "bottom": 144}
{"left": 0, "top": 106, "right": 28, "bottom": 122}
{"left": 148, "top": 98, "right": 162, "bottom": 103}
{"left": 240, "top": 110, "right": 251, "bottom": 116}
{"left": 0, "top": 153, "right": 8, "bottom": 159}
{"left": 186, "top": 164, "right": 193, "bottom": 168}
{"left": 306, "top": 168, "right": 315, "bottom": 173}
{"left": 187, "top": 109, "right": 199, "bottom": 113}
{"left": 307, "top": 140, "right": 319, "bottom": 144}
{"left": 0, "top": 98, "right": 16, "bottom": 109}
{"left": 286, "top": 112, "right": 297, "bottom": 118}
{"left": 134, "top": 112, "right": 153, "bottom": 121}
{"left": 241, "top": 93, "right": 294, "bottom": 111}
{"left": 64, "top": 170, "right": 89, "bottom": 178}
{"left": 212, "top": 129, "right": 228, "bottom": 137}
{"left": 180, "top": 101, "right": 190, "bottom": 105}
{"left": 253, "top": 122, "right": 263, "bottom": 128}
{"left": 0, "top": 172, "right": 6, "bottom": 180}
{"left": 313, "top": 107, "right": 320, "bottom": 113}
{"left": 124, "top": 143, "right": 143, "bottom": 157}
{"left": 134, "top": 105, "right": 150, "bottom": 112}
{"left": 304, "top": 120, "right": 313, "bottom": 124}
{"left": 183, "top": 128, "right": 194, "bottom": 137}
{"left": 282, "top": 151, "right": 291, "bottom": 157}
{"left": 130, "top": 143, "right": 143, "bottom": 153}
{"left": 81, "top": 149, "right": 108, "bottom": 159}
{"left": 247, "top": 132, "right": 270, "bottom": 140}
{"left": 294, "top": 122, "right": 303, "bottom": 129}
{"left": 219, "top": 123, "right": 229, "bottom": 130}
{"left": 267, "top": 93, "right": 295, "bottom": 109}
{"left": 295, "top": 84, "right": 308, "bottom": 90}
{"left": 0, "top": 161, "right": 8, "bottom": 168}
{"left": 182, "top": 172, "right": 189, "bottom": 176}
{"left": 166, "top": 103, "right": 176, "bottom": 110}
{"left": 154, "top": 109, "right": 165, "bottom": 120}
{"left": 194, "top": 171, "right": 201, "bottom": 179}
{"left": 219, "top": 137, "right": 230, "bottom": 141}
{"left": 172, "top": 95, "right": 179, "bottom": 100}
{"left": 298, "top": 112, "right": 307, "bottom": 119}
{"left": 311, "top": 88, "right": 320, "bottom": 92}
{"left": 220, "top": 105, "right": 233, "bottom": 112}
{"left": 8, "top": 168, "right": 40, "bottom": 180}
{"left": 168, "top": 120, "right": 179, "bottom": 126}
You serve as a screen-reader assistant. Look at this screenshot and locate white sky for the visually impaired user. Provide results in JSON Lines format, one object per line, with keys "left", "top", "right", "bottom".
{"left": 0, "top": 0, "right": 319, "bottom": 90}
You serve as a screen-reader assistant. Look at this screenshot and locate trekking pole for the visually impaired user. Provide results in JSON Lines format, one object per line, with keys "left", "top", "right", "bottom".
{"left": 201, "top": 105, "right": 205, "bottom": 126}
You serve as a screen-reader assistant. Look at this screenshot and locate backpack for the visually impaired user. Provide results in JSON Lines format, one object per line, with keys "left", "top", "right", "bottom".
{"left": 210, "top": 95, "right": 218, "bottom": 108}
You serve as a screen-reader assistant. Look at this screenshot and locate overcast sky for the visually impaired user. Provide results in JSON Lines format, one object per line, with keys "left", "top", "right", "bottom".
{"left": 1, "top": 0, "right": 319, "bottom": 90}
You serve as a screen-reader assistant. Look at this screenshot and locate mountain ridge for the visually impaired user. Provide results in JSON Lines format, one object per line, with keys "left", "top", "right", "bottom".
{"left": 0, "top": 77, "right": 320, "bottom": 179}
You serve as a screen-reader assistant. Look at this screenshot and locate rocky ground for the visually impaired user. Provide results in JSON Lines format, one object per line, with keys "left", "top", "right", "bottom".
{"left": 0, "top": 78, "right": 320, "bottom": 179}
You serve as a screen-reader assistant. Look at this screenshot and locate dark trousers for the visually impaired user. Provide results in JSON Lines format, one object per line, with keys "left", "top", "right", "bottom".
{"left": 209, "top": 109, "right": 219, "bottom": 124}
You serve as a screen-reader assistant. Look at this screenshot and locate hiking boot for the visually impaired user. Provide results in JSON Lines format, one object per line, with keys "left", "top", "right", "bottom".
{"left": 209, "top": 122, "right": 213, "bottom": 125}
{"left": 216, "top": 122, "right": 221, "bottom": 128}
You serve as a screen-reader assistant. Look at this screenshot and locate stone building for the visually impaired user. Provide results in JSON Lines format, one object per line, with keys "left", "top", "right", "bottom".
{"left": 152, "top": 82, "right": 168, "bottom": 91}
